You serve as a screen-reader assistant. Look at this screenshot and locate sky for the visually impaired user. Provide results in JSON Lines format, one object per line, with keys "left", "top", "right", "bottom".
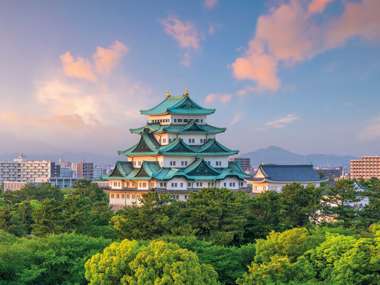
{"left": 0, "top": 0, "right": 380, "bottom": 158}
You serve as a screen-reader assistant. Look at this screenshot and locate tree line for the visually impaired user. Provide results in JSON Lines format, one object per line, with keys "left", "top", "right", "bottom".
{"left": 0, "top": 178, "right": 379, "bottom": 284}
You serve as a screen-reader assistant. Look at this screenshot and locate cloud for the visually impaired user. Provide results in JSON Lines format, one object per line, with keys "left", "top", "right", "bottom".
{"left": 204, "top": 0, "right": 218, "bottom": 10}
{"left": 60, "top": 41, "right": 128, "bottom": 81}
{"left": 229, "top": 112, "right": 243, "bottom": 126}
{"left": 308, "top": 0, "right": 332, "bottom": 14}
{"left": 265, "top": 114, "right": 299, "bottom": 128}
{"left": 232, "top": 0, "right": 380, "bottom": 92}
{"left": 94, "top": 40, "right": 128, "bottom": 75}
{"left": 0, "top": 41, "right": 154, "bottom": 153}
{"left": 161, "top": 16, "right": 200, "bottom": 49}
{"left": 204, "top": 93, "right": 232, "bottom": 104}
{"left": 161, "top": 16, "right": 201, "bottom": 66}
{"left": 359, "top": 116, "right": 380, "bottom": 141}
{"left": 60, "top": 52, "right": 96, "bottom": 81}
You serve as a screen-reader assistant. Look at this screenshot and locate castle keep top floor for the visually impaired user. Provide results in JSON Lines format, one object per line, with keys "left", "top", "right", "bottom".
{"left": 140, "top": 92, "right": 215, "bottom": 125}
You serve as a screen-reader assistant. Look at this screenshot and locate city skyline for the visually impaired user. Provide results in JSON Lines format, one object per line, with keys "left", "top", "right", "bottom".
{"left": 1, "top": 0, "right": 380, "bottom": 157}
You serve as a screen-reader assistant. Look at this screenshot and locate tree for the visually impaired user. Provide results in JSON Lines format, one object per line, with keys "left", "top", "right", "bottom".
{"left": 0, "top": 233, "right": 110, "bottom": 285}
{"left": 112, "top": 193, "right": 184, "bottom": 240}
{"left": 243, "top": 191, "right": 283, "bottom": 242}
{"left": 163, "top": 235, "right": 256, "bottom": 285}
{"left": 85, "top": 239, "right": 219, "bottom": 285}
{"left": 280, "top": 184, "right": 322, "bottom": 227}
{"left": 181, "top": 188, "right": 248, "bottom": 245}
{"left": 321, "top": 180, "right": 360, "bottom": 227}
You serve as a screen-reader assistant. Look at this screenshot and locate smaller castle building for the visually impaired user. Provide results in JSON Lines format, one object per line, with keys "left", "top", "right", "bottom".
{"left": 248, "top": 164, "right": 327, "bottom": 193}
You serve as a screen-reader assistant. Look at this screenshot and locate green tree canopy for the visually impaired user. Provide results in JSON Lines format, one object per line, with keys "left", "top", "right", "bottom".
{"left": 85, "top": 239, "right": 219, "bottom": 285}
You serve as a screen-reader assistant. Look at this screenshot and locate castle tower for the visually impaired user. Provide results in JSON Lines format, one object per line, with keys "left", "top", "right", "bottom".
{"left": 106, "top": 91, "right": 249, "bottom": 208}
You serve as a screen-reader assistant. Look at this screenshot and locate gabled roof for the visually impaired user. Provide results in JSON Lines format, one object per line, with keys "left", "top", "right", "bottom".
{"left": 108, "top": 161, "right": 134, "bottom": 178}
{"left": 105, "top": 158, "right": 249, "bottom": 181}
{"left": 119, "top": 135, "right": 237, "bottom": 157}
{"left": 140, "top": 94, "right": 215, "bottom": 116}
{"left": 254, "top": 164, "right": 323, "bottom": 182}
{"left": 130, "top": 121, "right": 226, "bottom": 135}
{"left": 184, "top": 158, "right": 220, "bottom": 177}
{"left": 197, "top": 138, "right": 238, "bottom": 155}
{"left": 159, "top": 138, "right": 195, "bottom": 153}
{"left": 118, "top": 130, "right": 160, "bottom": 156}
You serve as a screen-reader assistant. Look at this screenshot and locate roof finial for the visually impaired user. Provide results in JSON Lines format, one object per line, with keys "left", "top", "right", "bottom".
{"left": 165, "top": 90, "right": 171, "bottom": 98}
{"left": 183, "top": 88, "right": 189, "bottom": 97}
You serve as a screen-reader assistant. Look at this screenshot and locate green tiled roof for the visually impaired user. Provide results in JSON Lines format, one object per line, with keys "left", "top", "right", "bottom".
{"left": 140, "top": 94, "right": 215, "bottom": 116}
{"left": 119, "top": 135, "right": 238, "bottom": 157}
{"left": 106, "top": 158, "right": 250, "bottom": 181}
{"left": 118, "top": 130, "right": 160, "bottom": 156}
{"left": 130, "top": 120, "right": 226, "bottom": 135}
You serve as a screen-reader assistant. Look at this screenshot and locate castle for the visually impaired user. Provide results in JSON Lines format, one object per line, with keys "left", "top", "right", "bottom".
{"left": 105, "top": 91, "right": 249, "bottom": 208}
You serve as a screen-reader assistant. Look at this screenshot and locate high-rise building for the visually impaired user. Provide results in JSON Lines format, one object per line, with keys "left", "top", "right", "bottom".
{"left": 350, "top": 156, "right": 380, "bottom": 180}
{"left": 72, "top": 161, "right": 94, "bottom": 180}
{"left": 105, "top": 91, "right": 250, "bottom": 208}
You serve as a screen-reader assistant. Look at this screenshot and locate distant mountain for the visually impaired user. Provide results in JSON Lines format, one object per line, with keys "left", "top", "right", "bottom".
{"left": 242, "top": 146, "right": 356, "bottom": 168}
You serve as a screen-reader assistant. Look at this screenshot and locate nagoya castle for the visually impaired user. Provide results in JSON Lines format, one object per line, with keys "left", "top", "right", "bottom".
{"left": 106, "top": 90, "right": 249, "bottom": 208}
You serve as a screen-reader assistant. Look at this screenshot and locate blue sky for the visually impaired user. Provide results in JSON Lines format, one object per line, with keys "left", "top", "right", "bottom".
{"left": 0, "top": 0, "right": 379, "bottom": 157}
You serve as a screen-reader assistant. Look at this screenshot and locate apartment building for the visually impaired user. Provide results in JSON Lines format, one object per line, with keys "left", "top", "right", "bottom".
{"left": 0, "top": 156, "right": 56, "bottom": 184}
{"left": 350, "top": 156, "right": 380, "bottom": 180}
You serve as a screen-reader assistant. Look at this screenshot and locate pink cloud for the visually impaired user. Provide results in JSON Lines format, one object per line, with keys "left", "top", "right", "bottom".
{"left": 161, "top": 16, "right": 200, "bottom": 49}
{"left": 265, "top": 114, "right": 299, "bottom": 129}
{"left": 308, "top": 0, "right": 333, "bottom": 14}
{"left": 94, "top": 41, "right": 128, "bottom": 75}
{"left": 204, "top": 93, "right": 232, "bottom": 104}
{"left": 204, "top": 0, "right": 218, "bottom": 10}
{"left": 60, "top": 52, "right": 96, "bottom": 81}
{"left": 60, "top": 41, "right": 128, "bottom": 81}
{"left": 326, "top": 0, "right": 380, "bottom": 48}
{"left": 232, "top": 0, "right": 380, "bottom": 92}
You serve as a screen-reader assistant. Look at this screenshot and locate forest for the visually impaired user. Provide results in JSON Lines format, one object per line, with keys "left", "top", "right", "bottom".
{"left": 0, "top": 179, "right": 379, "bottom": 284}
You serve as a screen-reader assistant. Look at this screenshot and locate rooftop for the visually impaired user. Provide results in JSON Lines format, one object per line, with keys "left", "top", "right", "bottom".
{"left": 118, "top": 133, "right": 238, "bottom": 157}
{"left": 254, "top": 164, "right": 324, "bottom": 182}
{"left": 106, "top": 158, "right": 250, "bottom": 181}
{"left": 140, "top": 93, "right": 215, "bottom": 116}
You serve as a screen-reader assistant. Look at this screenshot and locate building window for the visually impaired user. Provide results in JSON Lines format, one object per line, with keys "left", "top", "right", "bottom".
{"left": 181, "top": 161, "right": 188, "bottom": 166}
{"left": 178, "top": 119, "right": 183, "bottom": 122}
{"left": 223, "top": 182, "right": 227, "bottom": 187}
{"left": 170, "top": 161, "right": 176, "bottom": 166}
{"left": 171, "top": 182, "right": 178, "bottom": 187}
{"left": 180, "top": 182, "right": 183, "bottom": 187}
{"left": 162, "top": 138, "right": 166, "bottom": 143}
{"left": 111, "top": 194, "right": 114, "bottom": 198}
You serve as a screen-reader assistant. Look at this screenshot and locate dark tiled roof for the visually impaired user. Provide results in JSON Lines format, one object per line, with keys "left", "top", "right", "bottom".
{"left": 258, "top": 164, "right": 322, "bottom": 182}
